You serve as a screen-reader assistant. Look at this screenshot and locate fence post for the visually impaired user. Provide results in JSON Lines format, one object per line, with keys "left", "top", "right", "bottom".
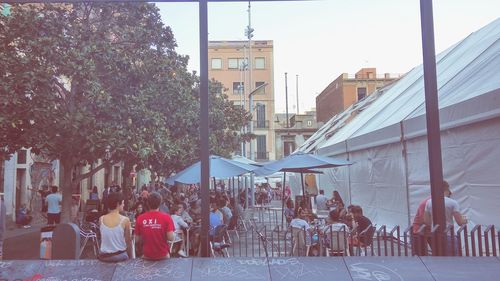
{"left": 403, "top": 226, "right": 412, "bottom": 256}
{"left": 430, "top": 225, "right": 440, "bottom": 256}
{"left": 470, "top": 225, "right": 481, "bottom": 257}
{"left": 483, "top": 225, "right": 493, "bottom": 257}
{"left": 389, "top": 225, "right": 400, "bottom": 256}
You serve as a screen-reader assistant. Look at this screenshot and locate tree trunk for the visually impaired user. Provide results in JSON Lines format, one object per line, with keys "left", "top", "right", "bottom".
{"left": 60, "top": 157, "right": 75, "bottom": 223}
{"left": 122, "top": 159, "right": 134, "bottom": 211}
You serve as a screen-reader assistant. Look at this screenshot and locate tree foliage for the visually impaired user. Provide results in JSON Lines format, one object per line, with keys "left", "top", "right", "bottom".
{"left": 0, "top": 3, "right": 250, "bottom": 220}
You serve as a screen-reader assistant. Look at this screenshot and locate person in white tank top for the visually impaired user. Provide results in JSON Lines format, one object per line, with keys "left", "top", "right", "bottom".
{"left": 98, "top": 192, "right": 132, "bottom": 262}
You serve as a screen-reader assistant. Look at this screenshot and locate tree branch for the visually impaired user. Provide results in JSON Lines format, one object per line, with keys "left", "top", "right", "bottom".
{"left": 75, "top": 159, "right": 118, "bottom": 183}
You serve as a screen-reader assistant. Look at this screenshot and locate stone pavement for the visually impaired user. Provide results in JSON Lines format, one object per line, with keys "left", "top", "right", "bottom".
{"left": 1, "top": 256, "right": 500, "bottom": 281}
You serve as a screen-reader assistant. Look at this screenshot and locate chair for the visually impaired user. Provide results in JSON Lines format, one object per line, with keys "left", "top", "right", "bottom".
{"left": 353, "top": 224, "right": 376, "bottom": 256}
{"left": 168, "top": 234, "right": 184, "bottom": 257}
{"left": 210, "top": 224, "right": 230, "bottom": 257}
{"left": 291, "top": 227, "right": 311, "bottom": 256}
{"left": 226, "top": 215, "right": 239, "bottom": 242}
{"left": 324, "top": 226, "right": 349, "bottom": 256}
{"left": 79, "top": 222, "right": 100, "bottom": 258}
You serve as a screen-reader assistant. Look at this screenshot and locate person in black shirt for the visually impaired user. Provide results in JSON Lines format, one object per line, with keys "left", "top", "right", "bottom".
{"left": 351, "top": 205, "right": 372, "bottom": 245}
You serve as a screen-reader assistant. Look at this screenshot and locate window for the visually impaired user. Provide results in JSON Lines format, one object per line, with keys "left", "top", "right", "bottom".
{"left": 256, "top": 135, "right": 267, "bottom": 160}
{"left": 17, "top": 149, "right": 27, "bottom": 164}
{"left": 256, "top": 103, "right": 266, "bottom": 128}
{"left": 284, "top": 141, "right": 295, "bottom": 157}
{"left": 228, "top": 58, "right": 239, "bottom": 69}
{"left": 229, "top": 58, "right": 248, "bottom": 70}
{"left": 211, "top": 58, "right": 222, "bottom": 69}
{"left": 255, "top": 81, "right": 266, "bottom": 94}
{"left": 255, "top": 57, "right": 265, "bottom": 69}
{"left": 233, "top": 82, "right": 244, "bottom": 95}
{"left": 238, "top": 58, "right": 248, "bottom": 70}
{"left": 357, "top": 87, "right": 367, "bottom": 101}
{"left": 307, "top": 120, "right": 312, "bottom": 127}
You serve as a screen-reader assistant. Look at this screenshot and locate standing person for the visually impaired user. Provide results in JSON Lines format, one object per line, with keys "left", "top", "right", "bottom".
{"left": 102, "top": 186, "right": 111, "bottom": 213}
{"left": 46, "top": 186, "right": 62, "bottom": 225}
{"left": 0, "top": 195, "right": 6, "bottom": 260}
{"left": 98, "top": 192, "right": 132, "bottom": 262}
{"left": 135, "top": 192, "right": 175, "bottom": 260}
{"left": 411, "top": 192, "right": 432, "bottom": 256}
{"left": 89, "top": 186, "right": 99, "bottom": 200}
{"left": 315, "top": 190, "right": 328, "bottom": 211}
{"left": 38, "top": 185, "right": 51, "bottom": 213}
{"left": 424, "top": 181, "right": 467, "bottom": 256}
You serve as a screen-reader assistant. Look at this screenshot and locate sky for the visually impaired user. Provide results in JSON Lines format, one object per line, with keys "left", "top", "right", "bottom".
{"left": 155, "top": 0, "right": 500, "bottom": 114}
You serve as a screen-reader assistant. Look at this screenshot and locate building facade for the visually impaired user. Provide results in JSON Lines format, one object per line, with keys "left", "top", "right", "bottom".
{"left": 208, "top": 40, "right": 276, "bottom": 162}
{"left": 316, "top": 68, "right": 400, "bottom": 124}
{"left": 274, "top": 110, "right": 319, "bottom": 160}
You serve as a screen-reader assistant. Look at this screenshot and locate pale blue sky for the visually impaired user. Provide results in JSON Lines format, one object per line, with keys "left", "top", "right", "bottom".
{"left": 156, "top": 0, "right": 499, "bottom": 113}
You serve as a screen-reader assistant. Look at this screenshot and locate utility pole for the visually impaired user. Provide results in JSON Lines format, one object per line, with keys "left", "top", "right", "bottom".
{"left": 246, "top": 0, "right": 254, "bottom": 161}
{"left": 245, "top": 0, "right": 255, "bottom": 208}
{"left": 285, "top": 72, "right": 289, "bottom": 129}
{"left": 420, "top": 0, "right": 446, "bottom": 256}
{"left": 296, "top": 74, "right": 299, "bottom": 114}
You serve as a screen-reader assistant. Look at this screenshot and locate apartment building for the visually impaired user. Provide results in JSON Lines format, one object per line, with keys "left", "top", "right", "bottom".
{"left": 208, "top": 40, "right": 276, "bottom": 161}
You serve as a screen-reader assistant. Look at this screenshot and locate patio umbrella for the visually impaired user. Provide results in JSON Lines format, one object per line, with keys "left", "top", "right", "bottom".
{"left": 257, "top": 151, "right": 352, "bottom": 227}
{"left": 165, "top": 155, "right": 258, "bottom": 185}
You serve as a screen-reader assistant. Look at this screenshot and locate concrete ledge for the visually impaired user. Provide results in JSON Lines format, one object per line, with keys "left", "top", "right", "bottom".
{"left": 1, "top": 256, "right": 499, "bottom": 281}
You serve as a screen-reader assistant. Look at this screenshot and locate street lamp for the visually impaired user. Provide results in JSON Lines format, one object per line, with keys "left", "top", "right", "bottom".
{"left": 248, "top": 82, "right": 267, "bottom": 208}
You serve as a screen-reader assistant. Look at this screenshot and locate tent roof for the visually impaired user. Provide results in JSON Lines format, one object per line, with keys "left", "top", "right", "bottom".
{"left": 309, "top": 18, "right": 500, "bottom": 155}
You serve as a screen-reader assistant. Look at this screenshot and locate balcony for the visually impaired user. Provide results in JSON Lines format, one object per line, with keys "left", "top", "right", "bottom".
{"left": 253, "top": 120, "right": 270, "bottom": 129}
{"left": 254, "top": 151, "right": 269, "bottom": 161}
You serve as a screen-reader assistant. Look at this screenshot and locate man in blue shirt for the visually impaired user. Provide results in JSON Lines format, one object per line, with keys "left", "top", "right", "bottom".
{"left": 46, "top": 186, "right": 62, "bottom": 225}
{"left": 209, "top": 202, "right": 222, "bottom": 236}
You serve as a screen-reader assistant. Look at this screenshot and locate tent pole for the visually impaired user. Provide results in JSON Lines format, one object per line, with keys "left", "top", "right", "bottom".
{"left": 281, "top": 172, "right": 287, "bottom": 229}
{"left": 301, "top": 172, "right": 306, "bottom": 208}
{"left": 401, "top": 122, "right": 412, "bottom": 226}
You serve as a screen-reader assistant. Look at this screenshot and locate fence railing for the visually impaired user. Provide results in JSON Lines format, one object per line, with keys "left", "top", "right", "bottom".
{"left": 219, "top": 208, "right": 499, "bottom": 258}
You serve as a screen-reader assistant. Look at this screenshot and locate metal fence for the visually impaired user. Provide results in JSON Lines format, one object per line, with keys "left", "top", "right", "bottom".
{"left": 217, "top": 207, "right": 499, "bottom": 258}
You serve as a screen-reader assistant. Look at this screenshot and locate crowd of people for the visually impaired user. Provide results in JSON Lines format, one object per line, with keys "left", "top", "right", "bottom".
{"left": 285, "top": 189, "right": 373, "bottom": 256}
{"left": 79, "top": 181, "right": 246, "bottom": 261}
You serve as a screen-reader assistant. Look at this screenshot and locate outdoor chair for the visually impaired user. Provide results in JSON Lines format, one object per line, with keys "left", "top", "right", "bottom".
{"left": 291, "top": 227, "right": 311, "bottom": 256}
{"left": 324, "top": 228, "right": 349, "bottom": 256}
{"left": 353, "top": 224, "right": 376, "bottom": 256}
{"left": 168, "top": 235, "right": 185, "bottom": 257}
{"left": 210, "top": 224, "right": 230, "bottom": 257}
{"left": 226, "top": 214, "right": 239, "bottom": 242}
{"left": 79, "top": 222, "right": 100, "bottom": 258}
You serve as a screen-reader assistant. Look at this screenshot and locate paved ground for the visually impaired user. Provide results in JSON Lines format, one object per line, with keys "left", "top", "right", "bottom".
{"left": 2, "top": 256, "right": 500, "bottom": 281}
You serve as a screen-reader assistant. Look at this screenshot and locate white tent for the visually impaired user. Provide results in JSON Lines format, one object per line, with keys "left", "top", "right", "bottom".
{"left": 300, "top": 18, "right": 500, "bottom": 228}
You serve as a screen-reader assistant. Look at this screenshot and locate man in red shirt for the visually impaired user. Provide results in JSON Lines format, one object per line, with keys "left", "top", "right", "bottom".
{"left": 136, "top": 192, "right": 175, "bottom": 260}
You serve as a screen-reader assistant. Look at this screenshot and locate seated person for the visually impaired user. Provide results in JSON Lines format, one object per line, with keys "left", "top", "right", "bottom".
{"left": 135, "top": 192, "right": 175, "bottom": 260}
{"left": 321, "top": 210, "right": 350, "bottom": 253}
{"left": 170, "top": 204, "right": 189, "bottom": 257}
{"left": 16, "top": 204, "right": 32, "bottom": 228}
{"left": 218, "top": 198, "right": 233, "bottom": 225}
{"left": 209, "top": 202, "right": 223, "bottom": 237}
{"left": 98, "top": 192, "right": 132, "bottom": 262}
{"left": 284, "top": 198, "right": 295, "bottom": 225}
{"left": 188, "top": 200, "right": 202, "bottom": 223}
{"left": 351, "top": 205, "right": 372, "bottom": 244}
{"left": 326, "top": 191, "right": 344, "bottom": 210}
{"left": 290, "top": 208, "right": 312, "bottom": 241}
{"left": 134, "top": 203, "right": 145, "bottom": 221}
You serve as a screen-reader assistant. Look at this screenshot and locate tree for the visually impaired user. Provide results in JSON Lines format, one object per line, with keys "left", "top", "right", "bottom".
{"left": 0, "top": 3, "right": 250, "bottom": 221}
